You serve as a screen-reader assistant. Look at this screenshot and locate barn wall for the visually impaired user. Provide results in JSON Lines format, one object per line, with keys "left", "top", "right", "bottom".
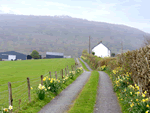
{"left": 46, "top": 55, "right": 64, "bottom": 58}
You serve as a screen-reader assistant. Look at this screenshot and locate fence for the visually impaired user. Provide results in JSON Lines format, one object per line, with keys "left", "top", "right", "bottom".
{"left": 0, "top": 63, "right": 78, "bottom": 113}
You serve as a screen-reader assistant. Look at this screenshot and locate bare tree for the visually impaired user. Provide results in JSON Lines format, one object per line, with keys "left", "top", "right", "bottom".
{"left": 141, "top": 35, "right": 150, "bottom": 47}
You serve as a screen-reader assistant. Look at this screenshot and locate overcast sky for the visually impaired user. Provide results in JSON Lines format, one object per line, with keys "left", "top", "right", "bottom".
{"left": 0, "top": 0, "right": 149, "bottom": 33}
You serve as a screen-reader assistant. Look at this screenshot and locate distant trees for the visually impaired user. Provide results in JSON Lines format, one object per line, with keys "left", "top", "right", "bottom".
{"left": 30, "top": 50, "right": 40, "bottom": 59}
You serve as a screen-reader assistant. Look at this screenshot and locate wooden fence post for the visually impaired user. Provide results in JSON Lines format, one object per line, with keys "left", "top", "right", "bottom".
{"left": 41, "top": 75, "right": 43, "bottom": 85}
{"left": 67, "top": 65, "right": 69, "bottom": 74}
{"left": 55, "top": 71, "right": 57, "bottom": 80}
{"left": 8, "top": 82, "right": 13, "bottom": 113}
{"left": 49, "top": 71, "right": 51, "bottom": 79}
{"left": 27, "top": 77, "right": 31, "bottom": 102}
{"left": 65, "top": 68, "right": 67, "bottom": 76}
{"left": 62, "top": 69, "right": 63, "bottom": 79}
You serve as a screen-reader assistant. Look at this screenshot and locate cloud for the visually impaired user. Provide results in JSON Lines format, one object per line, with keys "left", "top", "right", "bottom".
{"left": 0, "top": 6, "right": 22, "bottom": 14}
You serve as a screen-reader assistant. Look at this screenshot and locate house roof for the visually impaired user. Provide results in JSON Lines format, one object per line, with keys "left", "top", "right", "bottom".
{"left": 92, "top": 42, "right": 111, "bottom": 52}
{"left": 46, "top": 52, "right": 64, "bottom": 56}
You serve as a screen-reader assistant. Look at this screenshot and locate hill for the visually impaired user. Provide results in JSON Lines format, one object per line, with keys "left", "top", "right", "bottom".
{"left": 0, "top": 14, "right": 149, "bottom": 57}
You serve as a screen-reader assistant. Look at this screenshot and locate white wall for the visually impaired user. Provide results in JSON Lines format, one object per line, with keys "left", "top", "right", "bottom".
{"left": 92, "top": 43, "right": 110, "bottom": 58}
{"left": 8, "top": 55, "right": 16, "bottom": 61}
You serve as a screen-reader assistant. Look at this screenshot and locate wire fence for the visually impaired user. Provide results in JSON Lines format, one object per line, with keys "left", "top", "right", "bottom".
{"left": 0, "top": 63, "right": 78, "bottom": 113}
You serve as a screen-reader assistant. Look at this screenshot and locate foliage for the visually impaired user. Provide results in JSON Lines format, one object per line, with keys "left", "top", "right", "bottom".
{"left": 36, "top": 84, "right": 46, "bottom": 100}
{"left": 30, "top": 50, "right": 40, "bottom": 59}
{"left": 92, "top": 52, "right": 95, "bottom": 55}
{"left": 104, "top": 66, "right": 150, "bottom": 113}
{"left": 111, "top": 53, "right": 115, "bottom": 57}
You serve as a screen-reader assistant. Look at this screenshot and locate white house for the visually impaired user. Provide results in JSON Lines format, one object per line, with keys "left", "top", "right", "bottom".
{"left": 92, "top": 41, "right": 111, "bottom": 58}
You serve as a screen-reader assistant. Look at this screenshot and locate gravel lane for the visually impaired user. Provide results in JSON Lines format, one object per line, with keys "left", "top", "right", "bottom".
{"left": 79, "top": 58, "right": 92, "bottom": 71}
{"left": 38, "top": 71, "right": 91, "bottom": 113}
{"left": 94, "top": 71, "right": 122, "bottom": 113}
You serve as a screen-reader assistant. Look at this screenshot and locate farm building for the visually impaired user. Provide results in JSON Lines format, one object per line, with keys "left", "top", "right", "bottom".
{"left": 92, "top": 41, "right": 111, "bottom": 58}
{"left": 0, "top": 51, "right": 27, "bottom": 61}
{"left": 64, "top": 56, "right": 71, "bottom": 58}
{"left": 46, "top": 52, "right": 64, "bottom": 58}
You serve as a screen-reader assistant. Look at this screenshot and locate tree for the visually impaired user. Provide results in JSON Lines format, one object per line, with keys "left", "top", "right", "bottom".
{"left": 30, "top": 50, "right": 40, "bottom": 59}
{"left": 92, "top": 52, "right": 95, "bottom": 55}
{"left": 141, "top": 35, "right": 150, "bottom": 47}
{"left": 111, "top": 53, "right": 115, "bottom": 57}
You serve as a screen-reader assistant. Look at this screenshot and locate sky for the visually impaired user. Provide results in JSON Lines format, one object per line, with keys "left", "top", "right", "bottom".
{"left": 0, "top": 0, "right": 150, "bottom": 33}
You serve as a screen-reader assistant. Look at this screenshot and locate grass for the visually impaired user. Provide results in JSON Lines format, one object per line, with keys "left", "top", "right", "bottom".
{"left": 18, "top": 69, "right": 83, "bottom": 113}
{"left": 0, "top": 58, "right": 75, "bottom": 112}
{"left": 78, "top": 58, "right": 89, "bottom": 71}
{"left": 68, "top": 71, "right": 99, "bottom": 113}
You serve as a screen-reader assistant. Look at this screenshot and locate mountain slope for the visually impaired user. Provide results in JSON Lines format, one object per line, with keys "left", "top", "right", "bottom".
{"left": 0, "top": 14, "right": 148, "bottom": 57}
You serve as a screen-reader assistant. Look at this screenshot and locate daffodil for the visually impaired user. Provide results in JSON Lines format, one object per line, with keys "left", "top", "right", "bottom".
{"left": 146, "top": 104, "right": 149, "bottom": 108}
{"left": 48, "top": 87, "right": 51, "bottom": 89}
{"left": 146, "top": 110, "right": 149, "bottom": 113}
{"left": 142, "top": 94, "right": 145, "bottom": 97}
{"left": 130, "top": 103, "right": 134, "bottom": 107}
{"left": 31, "top": 87, "right": 33, "bottom": 90}
{"left": 9, "top": 105, "right": 13, "bottom": 110}
{"left": 3, "top": 108, "right": 8, "bottom": 112}
{"left": 130, "top": 92, "right": 132, "bottom": 95}
{"left": 136, "top": 99, "right": 138, "bottom": 101}
{"left": 142, "top": 99, "right": 146, "bottom": 103}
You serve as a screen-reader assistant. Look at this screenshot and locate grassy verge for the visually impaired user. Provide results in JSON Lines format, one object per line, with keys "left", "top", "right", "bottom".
{"left": 68, "top": 71, "right": 99, "bottom": 113}
{"left": 0, "top": 58, "right": 75, "bottom": 112}
{"left": 17, "top": 69, "right": 84, "bottom": 113}
{"left": 78, "top": 58, "right": 89, "bottom": 71}
{"left": 104, "top": 68, "right": 150, "bottom": 113}
{"left": 80, "top": 57, "right": 95, "bottom": 70}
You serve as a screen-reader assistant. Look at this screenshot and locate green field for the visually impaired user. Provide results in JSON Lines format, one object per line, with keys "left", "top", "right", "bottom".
{"left": 0, "top": 58, "right": 75, "bottom": 112}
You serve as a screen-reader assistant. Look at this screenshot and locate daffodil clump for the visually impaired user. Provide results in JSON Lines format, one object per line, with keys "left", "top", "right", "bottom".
{"left": 109, "top": 66, "right": 150, "bottom": 113}
{"left": 99, "top": 65, "right": 106, "bottom": 71}
{"left": 0, "top": 105, "right": 13, "bottom": 113}
{"left": 75, "top": 67, "right": 83, "bottom": 74}
{"left": 36, "top": 84, "right": 47, "bottom": 100}
{"left": 43, "top": 76, "right": 62, "bottom": 95}
{"left": 69, "top": 71, "right": 75, "bottom": 79}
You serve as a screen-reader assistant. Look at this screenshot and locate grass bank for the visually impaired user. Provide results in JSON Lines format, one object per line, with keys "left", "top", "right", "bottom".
{"left": 78, "top": 58, "right": 89, "bottom": 71}
{"left": 19, "top": 69, "right": 84, "bottom": 113}
{"left": 0, "top": 58, "right": 75, "bottom": 112}
{"left": 68, "top": 71, "right": 99, "bottom": 113}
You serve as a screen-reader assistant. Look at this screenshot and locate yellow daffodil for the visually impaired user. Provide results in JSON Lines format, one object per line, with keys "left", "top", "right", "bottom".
{"left": 9, "top": 105, "right": 13, "bottom": 110}
{"left": 146, "top": 104, "right": 149, "bottom": 108}
{"left": 49, "top": 78, "right": 50, "bottom": 80}
{"left": 144, "top": 91, "right": 147, "bottom": 94}
{"left": 146, "top": 98, "right": 149, "bottom": 102}
{"left": 142, "top": 94, "right": 145, "bottom": 97}
{"left": 48, "top": 87, "right": 51, "bottom": 89}
{"left": 130, "top": 92, "right": 132, "bottom": 95}
{"left": 142, "top": 99, "right": 146, "bottom": 103}
{"left": 136, "top": 99, "right": 138, "bottom": 101}
{"left": 130, "top": 103, "right": 134, "bottom": 107}
{"left": 146, "top": 110, "right": 149, "bottom": 113}
{"left": 45, "top": 89, "right": 47, "bottom": 91}
{"left": 31, "top": 87, "right": 33, "bottom": 90}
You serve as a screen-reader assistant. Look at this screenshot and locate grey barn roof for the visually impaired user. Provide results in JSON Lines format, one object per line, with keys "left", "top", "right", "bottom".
{"left": 46, "top": 52, "right": 64, "bottom": 56}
